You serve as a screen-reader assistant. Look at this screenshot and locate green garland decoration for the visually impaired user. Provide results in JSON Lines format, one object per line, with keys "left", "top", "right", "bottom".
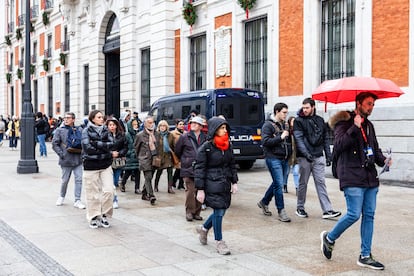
{"left": 6, "top": 73, "right": 12, "bottom": 83}
{"left": 17, "top": 68, "right": 23, "bottom": 79}
{"left": 30, "top": 64, "right": 36, "bottom": 75}
{"left": 182, "top": 2, "right": 197, "bottom": 27}
{"left": 42, "top": 12, "right": 50, "bottom": 26}
{"left": 60, "top": 53, "right": 67, "bottom": 66}
{"left": 237, "top": 0, "right": 257, "bottom": 18}
{"left": 16, "top": 28, "right": 22, "bottom": 40}
{"left": 43, "top": 59, "right": 50, "bottom": 71}
{"left": 5, "top": 35, "right": 11, "bottom": 46}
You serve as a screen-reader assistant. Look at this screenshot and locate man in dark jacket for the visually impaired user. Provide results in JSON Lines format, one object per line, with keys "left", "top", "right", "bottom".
{"left": 294, "top": 97, "right": 341, "bottom": 219}
{"left": 321, "top": 92, "right": 390, "bottom": 270}
{"left": 257, "top": 103, "right": 292, "bottom": 222}
{"left": 175, "top": 115, "right": 206, "bottom": 221}
{"left": 52, "top": 112, "right": 85, "bottom": 209}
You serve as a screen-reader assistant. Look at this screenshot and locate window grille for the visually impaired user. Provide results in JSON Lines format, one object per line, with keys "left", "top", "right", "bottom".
{"left": 84, "top": 65, "right": 89, "bottom": 115}
{"left": 321, "top": 0, "right": 355, "bottom": 81}
{"left": 245, "top": 17, "right": 268, "bottom": 103}
{"left": 190, "top": 34, "right": 206, "bottom": 91}
{"left": 141, "top": 48, "right": 151, "bottom": 112}
{"left": 64, "top": 72, "right": 70, "bottom": 112}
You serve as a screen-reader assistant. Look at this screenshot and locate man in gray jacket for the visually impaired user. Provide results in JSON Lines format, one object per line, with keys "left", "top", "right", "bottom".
{"left": 52, "top": 112, "right": 85, "bottom": 209}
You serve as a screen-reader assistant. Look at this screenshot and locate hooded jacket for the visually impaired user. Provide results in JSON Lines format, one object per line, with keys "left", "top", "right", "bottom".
{"left": 194, "top": 117, "right": 238, "bottom": 209}
{"left": 123, "top": 119, "right": 139, "bottom": 170}
{"left": 329, "top": 110, "right": 386, "bottom": 190}
{"left": 52, "top": 124, "right": 83, "bottom": 167}
{"left": 261, "top": 114, "right": 292, "bottom": 160}
{"left": 293, "top": 108, "right": 332, "bottom": 161}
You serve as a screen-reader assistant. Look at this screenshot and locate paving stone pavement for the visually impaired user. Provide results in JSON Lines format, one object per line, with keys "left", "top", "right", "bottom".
{"left": 0, "top": 142, "right": 413, "bottom": 275}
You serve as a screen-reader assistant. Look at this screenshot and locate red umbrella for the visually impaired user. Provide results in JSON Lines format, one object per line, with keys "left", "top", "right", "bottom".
{"left": 312, "top": 76, "right": 404, "bottom": 104}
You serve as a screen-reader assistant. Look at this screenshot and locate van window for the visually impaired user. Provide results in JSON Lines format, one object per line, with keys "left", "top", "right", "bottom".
{"left": 217, "top": 97, "right": 263, "bottom": 126}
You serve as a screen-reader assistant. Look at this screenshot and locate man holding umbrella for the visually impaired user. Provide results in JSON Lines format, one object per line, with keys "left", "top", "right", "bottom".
{"left": 320, "top": 92, "right": 391, "bottom": 270}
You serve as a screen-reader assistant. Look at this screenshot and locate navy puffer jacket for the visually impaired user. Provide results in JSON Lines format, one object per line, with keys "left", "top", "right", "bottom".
{"left": 194, "top": 117, "right": 238, "bottom": 209}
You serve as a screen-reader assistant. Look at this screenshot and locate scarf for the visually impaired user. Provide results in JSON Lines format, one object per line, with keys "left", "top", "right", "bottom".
{"left": 89, "top": 121, "right": 103, "bottom": 135}
{"left": 214, "top": 132, "right": 229, "bottom": 151}
{"left": 146, "top": 128, "right": 156, "bottom": 152}
{"left": 160, "top": 131, "right": 171, "bottom": 153}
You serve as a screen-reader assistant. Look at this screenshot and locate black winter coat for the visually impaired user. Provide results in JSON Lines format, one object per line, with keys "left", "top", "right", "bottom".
{"left": 124, "top": 119, "right": 139, "bottom": 171}
{"left": 261, "top": 116, "right": 292, "bottom": 160}
{"left": 194, "top": 117, "right": 238, "bottom": 209}
{"left": 293, "top": 110, "right": 332, "bottom": 161}
{"left": 175, "top": 131, "right": 206, "bottom": 178}
{"left": 329, "top": 111, "right": 386, "bottom": 190}
{"left": 81, "top": 123, "right": 114, "bottom": 170}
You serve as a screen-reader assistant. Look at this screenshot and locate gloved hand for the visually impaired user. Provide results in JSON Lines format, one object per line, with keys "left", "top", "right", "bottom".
{"left": 326, "top": 160, "right": 332, "bottom": 167}
{"left": 305, "top": 154, "right": 314, "bottom": 163}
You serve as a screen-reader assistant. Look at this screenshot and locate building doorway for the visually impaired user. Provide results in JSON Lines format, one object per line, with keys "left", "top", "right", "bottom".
{"left": 103, "top": 14, "right": 120, "bottom": 118}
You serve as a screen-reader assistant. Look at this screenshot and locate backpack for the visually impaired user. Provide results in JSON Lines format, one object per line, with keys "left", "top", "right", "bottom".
{"left": 66, "top": 126, "right": 82, "bottom": 153}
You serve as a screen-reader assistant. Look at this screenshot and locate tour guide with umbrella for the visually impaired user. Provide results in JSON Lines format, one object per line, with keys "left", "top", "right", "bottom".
{"left": 312, "top": 76, "right": 403, "bottom": 177}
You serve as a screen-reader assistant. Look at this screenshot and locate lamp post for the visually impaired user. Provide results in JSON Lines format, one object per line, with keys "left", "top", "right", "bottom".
{"left": 17, "top": 0, "right": 38, "bottom": 173}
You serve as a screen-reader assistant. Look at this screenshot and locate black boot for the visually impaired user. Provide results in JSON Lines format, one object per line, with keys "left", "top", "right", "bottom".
{"left": 283, "top": 185, "right": 288, "bottom": 193}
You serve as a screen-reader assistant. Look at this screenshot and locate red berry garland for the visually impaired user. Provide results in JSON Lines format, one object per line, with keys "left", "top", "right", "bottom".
{"left": 237, "top": 0, "right": 257, "bottom": 19}
{"left": 183, "top": 2, "right": 197, "bottom": 26}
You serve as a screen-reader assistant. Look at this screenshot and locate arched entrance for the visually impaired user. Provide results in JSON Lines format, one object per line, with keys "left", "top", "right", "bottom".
{"left": 103, "top": 14, "right": 120, "bottom": 118}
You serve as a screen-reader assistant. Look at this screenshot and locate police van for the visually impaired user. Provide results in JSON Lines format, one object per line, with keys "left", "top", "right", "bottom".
{"left": 148, "top": 88, "right": 265, "bottom": 169}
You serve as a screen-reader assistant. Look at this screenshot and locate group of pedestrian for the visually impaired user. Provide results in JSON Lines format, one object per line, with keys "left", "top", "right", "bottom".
{"left": 45, "top": 92, "right": 390, "bottom": 267}
{"left": 0, "top": 115, "right": 20, "bottom": 150}
{"left": 256, "top": 94, "right": 390, "bottom": 270}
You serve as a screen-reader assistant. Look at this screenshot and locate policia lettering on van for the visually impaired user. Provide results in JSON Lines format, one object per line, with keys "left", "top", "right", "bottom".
{"left": 148, "top": 88, "right": 265, "bottom": 170}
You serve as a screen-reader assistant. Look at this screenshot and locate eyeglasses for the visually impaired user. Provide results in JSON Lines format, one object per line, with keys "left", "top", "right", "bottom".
{"left": 64, "top": 117, "right": 73, "bottom": 119}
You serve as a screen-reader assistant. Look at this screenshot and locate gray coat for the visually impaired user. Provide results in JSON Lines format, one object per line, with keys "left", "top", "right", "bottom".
{"left": 52, "top": 125, "right": 83, "bottom": 167}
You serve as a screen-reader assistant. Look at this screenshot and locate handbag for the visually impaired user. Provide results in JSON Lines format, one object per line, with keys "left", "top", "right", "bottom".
{"left": 171, "top": 151, "right": 180, "bottom": 166}
{"left": 152, "top": 156, "right": 162, "bottom": 168}
{"left": 112, "top": 158, "right": 126, "bottom": 169}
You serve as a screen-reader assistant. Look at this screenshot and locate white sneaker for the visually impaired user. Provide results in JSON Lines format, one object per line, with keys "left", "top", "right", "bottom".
{"left": 56, "top": 197, "right": 64, "bottom": 206}
{"left": 113, "top": 201, "right": 119, "bottom": 209}
{"left": 73, "top": 200, "right": 86, "bottom": 209}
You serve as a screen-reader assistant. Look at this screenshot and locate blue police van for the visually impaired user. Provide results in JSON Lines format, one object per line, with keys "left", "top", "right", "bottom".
{"left": 148, "top": 88, "right": 265, "bottom": 169}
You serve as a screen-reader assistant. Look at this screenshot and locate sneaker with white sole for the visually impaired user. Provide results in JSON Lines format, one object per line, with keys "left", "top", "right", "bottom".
{"left": 56, "top": 197, "right": 64, "bottom": 206}
{"left": 216, "top": 240, "right": 231, "bottom": 255}
{"left": 89, "top": 217, "right": 99, "bottom": 229}
{"left": 320, "top": 231, "right": 335, "bottom": 259}
{"left": 100, "top": 215, "right": 110, "bottom": 228}
{"left": 357, "top": 254, "right": 384, "bottom": 270}
{"left": 295, "top": 208, "right": 308, "bottom": 218}
{"left": 73, "top": 200, "right": 86, "bottom": 209}
{"left": 113, "top": 200, "right": 119, "bottom": 209}
{"left": 322, "top": 210, "right": 341, "bottom": 219}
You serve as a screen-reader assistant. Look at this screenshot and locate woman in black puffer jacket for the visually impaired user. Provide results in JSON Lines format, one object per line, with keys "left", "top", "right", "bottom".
{"left": 82, "top": 110, "right": 115, "bottom": 229}
{"left": 194, "top": 116, "right": 238, "bottom": 255}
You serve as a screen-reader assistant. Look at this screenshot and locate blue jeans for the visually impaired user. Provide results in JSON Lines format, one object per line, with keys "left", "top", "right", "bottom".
{"left": 112, "top": 168, "right": 122, "bottom": 187}
{"left": 37, "top": 134, "right": 47, "bottom": 156}
{"left": 9, "top": 136, "right": 18, "bottom": 148}
{"left": 203, "top": 209, "right": 226, "bottom": 241}
{"left": 327, "top": 186, "right": 378, "bottom": 257}
{"left": 261, "top": 158, "right": 289, "bottom": 211}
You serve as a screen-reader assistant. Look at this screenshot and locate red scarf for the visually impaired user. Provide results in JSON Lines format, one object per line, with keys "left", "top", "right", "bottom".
{"left": 214, "top": 133, "right": 229, "bottom": 151}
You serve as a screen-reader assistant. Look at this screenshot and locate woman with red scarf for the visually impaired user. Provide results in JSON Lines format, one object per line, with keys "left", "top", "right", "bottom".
{"left": 194, "top": 116, "right": 238, "bottom": 255}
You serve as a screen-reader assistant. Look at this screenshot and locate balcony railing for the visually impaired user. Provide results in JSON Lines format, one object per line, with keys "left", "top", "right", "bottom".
{"left": 31, "top": 5, "right": 39, "bottom": 22}
{"left": 8, "top": 22, "right": 14, "bottom": 35}
{"left": 19, "top": 59, "right": 24, "bottom": 68}
{"left": 31, "top": 55, "right": 37, "bottom": 63}
{"left": 44, "top": 48, "right": 52, "bottom": 58}
{"left": 18, "top": 14, "right": 25, "bottom": 28}
{"left": 61, "top": 40, "right": 70, "bottom": 52}
{"left": 45, "top": 0, "right": 54, "bottom": 12}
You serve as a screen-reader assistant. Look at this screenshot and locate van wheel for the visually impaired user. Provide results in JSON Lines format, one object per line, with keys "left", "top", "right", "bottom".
{"left": 238, "top": 160, "right": 254, "bottom": 170}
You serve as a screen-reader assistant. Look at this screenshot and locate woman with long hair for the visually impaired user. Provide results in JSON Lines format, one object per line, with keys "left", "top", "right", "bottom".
{"left": 82, "top": 110, "right": 115, "bottom": 228}
{"left": 106, "top": 117, "right": 128, "bottom": 209}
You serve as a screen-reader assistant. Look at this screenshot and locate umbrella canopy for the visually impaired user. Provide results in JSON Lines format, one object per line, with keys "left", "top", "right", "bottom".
{"left": 312, "top": 76, "right": 404, "bottom": 104}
